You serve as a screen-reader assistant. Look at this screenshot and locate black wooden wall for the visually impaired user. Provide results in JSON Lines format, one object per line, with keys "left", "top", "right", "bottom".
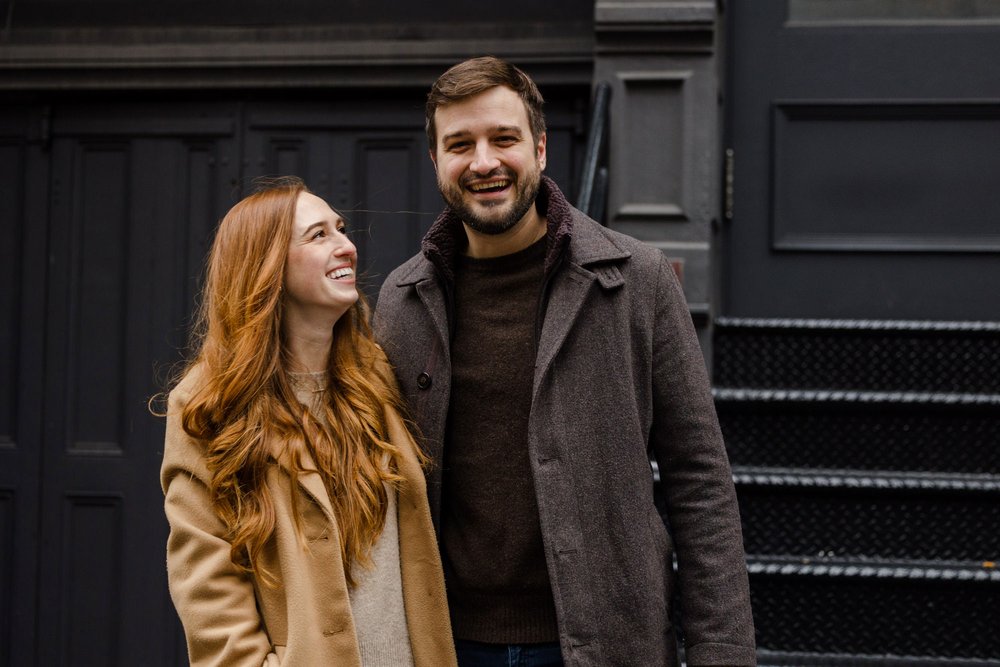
{"left": 0, "top": 91, "right": 586, "bottom": 666}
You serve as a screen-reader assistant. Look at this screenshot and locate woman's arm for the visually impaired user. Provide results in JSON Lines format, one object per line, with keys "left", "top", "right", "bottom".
{"left": 161, "top": 385, "right": 276, "bottom": 667}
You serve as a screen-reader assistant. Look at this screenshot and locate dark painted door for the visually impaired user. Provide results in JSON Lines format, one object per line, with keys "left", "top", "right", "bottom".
{"left": 0, "top": 91, "right": 584, "bottom": 666}
{"left": 240, "top": 95, "right": 585, "bottom": 304}
{"left": 723, "top": 1, "right": 1000, "bottom": 320}
{"left": 35, "top": 103, "right": 241, "bottom": 666}
{"left": 0, "top": 105, "right": 48, "bottom": 667}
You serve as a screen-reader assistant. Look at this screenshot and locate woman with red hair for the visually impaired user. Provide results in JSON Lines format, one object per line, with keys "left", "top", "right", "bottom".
{"left": 160, "top": 177, "right": 456, "bottom": 666}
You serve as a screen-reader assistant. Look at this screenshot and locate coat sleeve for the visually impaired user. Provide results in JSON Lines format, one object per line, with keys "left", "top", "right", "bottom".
{"left": 161, "top": 382, "right": 276, "bottom": 667}
{"left": 647, "top": 254, "right": 757, "bottom": 666}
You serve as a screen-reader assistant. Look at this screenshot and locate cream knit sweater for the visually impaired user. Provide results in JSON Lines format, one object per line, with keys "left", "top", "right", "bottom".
{"left": 292, "top": 372, "right": 414, "bottom": 667}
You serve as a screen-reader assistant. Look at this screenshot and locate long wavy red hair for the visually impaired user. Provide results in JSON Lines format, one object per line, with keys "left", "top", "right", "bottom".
{"left": 178, "top": 176, "right": 410, "bottom": 586}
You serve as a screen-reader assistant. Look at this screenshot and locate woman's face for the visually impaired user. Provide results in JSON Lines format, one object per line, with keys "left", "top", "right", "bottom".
{"left": 283, "top": 191, "right": 358, "bottom": 328}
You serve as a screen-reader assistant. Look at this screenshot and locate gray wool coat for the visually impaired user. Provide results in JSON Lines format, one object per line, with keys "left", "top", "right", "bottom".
{"left": 374, "top": 177, "right": 756, "bottom": 667}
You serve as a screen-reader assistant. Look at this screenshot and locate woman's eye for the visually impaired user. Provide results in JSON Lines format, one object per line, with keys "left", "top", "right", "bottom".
{"left": 312, "top": 230, "right": 326, "bottom": 239}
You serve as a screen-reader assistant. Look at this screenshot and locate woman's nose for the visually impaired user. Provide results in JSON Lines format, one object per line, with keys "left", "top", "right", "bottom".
{"left": 335, "top": 233, "right": 356, "bottom": 258}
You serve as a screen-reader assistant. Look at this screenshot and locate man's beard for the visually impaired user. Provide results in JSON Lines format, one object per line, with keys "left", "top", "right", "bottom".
{"left": 438, "top": 165, "right": 541, "bottom": 236}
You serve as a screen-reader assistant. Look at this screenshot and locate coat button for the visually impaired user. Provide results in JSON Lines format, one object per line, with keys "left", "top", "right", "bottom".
{"left": 416, "top": 372, "right": 432, "bottom": 389}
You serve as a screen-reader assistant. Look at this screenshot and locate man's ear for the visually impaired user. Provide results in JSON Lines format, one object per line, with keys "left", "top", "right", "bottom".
{"left": 429, "top": 148, "right": 438, "bottom": 172}
{"left": 536, "top": 132, "right": 547, "bottom": 171}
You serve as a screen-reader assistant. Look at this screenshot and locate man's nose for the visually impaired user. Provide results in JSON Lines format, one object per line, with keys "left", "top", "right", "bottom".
{"left": 470, "top": 142, "right": 501, "bottom": 174}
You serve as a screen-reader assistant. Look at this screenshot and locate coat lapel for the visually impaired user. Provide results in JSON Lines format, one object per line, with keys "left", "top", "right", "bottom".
{"left": 534, "top": 263, "right": 595, "bottom": 393}
{"left": 534, "top": 215, "right": 631, "bottom": 394}
{"left": 271, "top": 439, "right": 337, "bottom": 524}
{"left": 415, "top": 278, "right": 450, "bottom": 351}
{"left": 387, "top": 407, "right": 459, "bottom": 667}
{"left": 396, "top": 259, "right": 451, "bottom": 353}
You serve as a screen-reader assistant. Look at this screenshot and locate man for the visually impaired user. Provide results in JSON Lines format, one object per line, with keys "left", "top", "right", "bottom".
{"left": 375, "top": 56, "right": 755, "bottom": 667}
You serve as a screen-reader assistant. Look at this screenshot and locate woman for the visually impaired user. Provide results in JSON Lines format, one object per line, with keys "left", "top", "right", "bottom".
{"left": 161, "top": 177, "right": 456, "bottom": 667}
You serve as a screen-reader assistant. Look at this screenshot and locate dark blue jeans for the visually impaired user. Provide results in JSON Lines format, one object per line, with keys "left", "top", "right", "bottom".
{"left": 454, "top": 639, "right": 564, "bottom": 667}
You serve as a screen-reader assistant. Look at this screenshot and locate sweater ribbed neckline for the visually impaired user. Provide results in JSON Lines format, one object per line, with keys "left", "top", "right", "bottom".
{"left": 457, "top": 235, "right": 547, "bottom": 273}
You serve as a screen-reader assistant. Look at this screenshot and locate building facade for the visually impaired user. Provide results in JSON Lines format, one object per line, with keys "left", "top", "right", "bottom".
{"left": 1, "top": 0, "right": 998, "bottom": 664}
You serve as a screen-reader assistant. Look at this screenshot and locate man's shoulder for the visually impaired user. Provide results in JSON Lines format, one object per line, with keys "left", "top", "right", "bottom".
{"left": 374, "top": 252, "right": 433, "bottom": 333}
{"left": 383, "top": 252, "right": 432, "bottom": 288}
{"left": 567, "top": 210, "right": 664, "bottom": 271}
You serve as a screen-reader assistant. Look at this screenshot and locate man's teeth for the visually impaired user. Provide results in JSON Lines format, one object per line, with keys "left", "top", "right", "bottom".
{"left": 469, "top": 179, "right": 510, "bottom": 192}
{"left": 329, "top": 268, "right": 354, "bottom": 279}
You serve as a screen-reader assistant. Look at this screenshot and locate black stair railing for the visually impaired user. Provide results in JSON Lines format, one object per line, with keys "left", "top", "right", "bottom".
{"left": 576, "top": 81, "right": 611, "bottom": 223}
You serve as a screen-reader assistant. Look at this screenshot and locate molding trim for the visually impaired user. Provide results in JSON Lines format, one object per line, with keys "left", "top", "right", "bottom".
{"left": 595, "top": 0, "right": 716, "bottom": 26}
{"left": 0, "top": 25, "right": 595, "bottom": 90}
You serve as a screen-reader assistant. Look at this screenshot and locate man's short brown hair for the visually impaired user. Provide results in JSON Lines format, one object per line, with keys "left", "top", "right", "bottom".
{"left": 425, "top": 56, "right": 546, "bottom": 151}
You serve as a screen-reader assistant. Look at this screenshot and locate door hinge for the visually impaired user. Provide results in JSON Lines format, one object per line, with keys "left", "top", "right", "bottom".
{"left": 724, "top": 148, "right": 734, "bottom": 221}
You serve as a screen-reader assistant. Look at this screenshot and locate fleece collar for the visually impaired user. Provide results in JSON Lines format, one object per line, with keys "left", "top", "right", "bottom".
{"left": 420, "top": 175, "right": 573, "bottom": 284}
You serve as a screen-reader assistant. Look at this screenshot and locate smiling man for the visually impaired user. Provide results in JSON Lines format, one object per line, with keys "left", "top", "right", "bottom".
{"left": 375, "top": 56, "right": 756, "bottom": 667}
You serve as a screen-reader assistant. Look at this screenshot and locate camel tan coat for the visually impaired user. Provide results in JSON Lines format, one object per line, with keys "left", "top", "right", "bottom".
{"left": 161, "top": 365, "right": 457, "bottom": 667}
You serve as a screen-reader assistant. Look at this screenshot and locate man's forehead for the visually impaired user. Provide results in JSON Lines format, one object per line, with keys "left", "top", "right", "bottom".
{"left": 436, "top": 87, "right": 529, "bottom": 124}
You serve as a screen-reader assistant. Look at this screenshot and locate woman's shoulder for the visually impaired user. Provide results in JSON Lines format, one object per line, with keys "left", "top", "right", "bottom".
{"left": 167, "top": 362, "right": 209, "bottom": 412}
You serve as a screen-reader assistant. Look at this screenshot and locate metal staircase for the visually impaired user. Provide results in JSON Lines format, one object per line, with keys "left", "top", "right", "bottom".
{"left": 713, "top": 318, "right": 1000, "bottom": 665}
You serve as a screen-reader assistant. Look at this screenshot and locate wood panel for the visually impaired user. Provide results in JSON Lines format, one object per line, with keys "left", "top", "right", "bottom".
{"left": 0, "top": 107, "right": 47, "bottom": 667}
{"left": 62, "top": 495, "right": 122, "bottom": 664}
{"left": 0, "top": 141, "right": 22, "bottom": 450}
{"left": 244, "top": 93, "right": 585, "bottom": 303}
{"left": 35, "top": 107, "right": 239, "bottom": 666}
{"left": 772, "top": 102, "right": 1000, "bottom": 252}
{"left": 723, "top": 0, "right": 1000, "bottom": 320}
{"left": 0, "top": 490, "right": 11, "bottom": 666}
{"left": 1, "top": 91, "right": 584, "bottom": 666}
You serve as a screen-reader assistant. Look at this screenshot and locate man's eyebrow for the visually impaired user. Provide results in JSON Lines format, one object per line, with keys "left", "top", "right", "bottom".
{"left": 492, "top": 125, "right": 524, "bottom": 136}
{"left": 441, "top": 125, "right": 524, "bottom": 143}
{"left": 441, "top": 129, "right": 471, "bottom": 144}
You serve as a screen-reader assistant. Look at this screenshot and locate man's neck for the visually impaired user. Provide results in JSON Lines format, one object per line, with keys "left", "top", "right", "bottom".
{"left": 463, "top": 207, "right": 547, "bottom": 259}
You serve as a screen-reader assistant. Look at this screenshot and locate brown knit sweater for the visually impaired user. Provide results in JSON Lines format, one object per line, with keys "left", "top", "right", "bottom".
{"left": 441, "top": 236, "right": 559, "bottom": 643}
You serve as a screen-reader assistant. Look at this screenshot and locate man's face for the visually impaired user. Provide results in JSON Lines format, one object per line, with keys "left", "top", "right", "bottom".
{"left": 431, "top": 85, "right": 547, "bottom": 236}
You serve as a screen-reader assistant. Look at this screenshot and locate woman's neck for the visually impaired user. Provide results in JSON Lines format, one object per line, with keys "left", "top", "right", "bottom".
{"left": 283, "top": 321, "right": 333, "bottom": 373}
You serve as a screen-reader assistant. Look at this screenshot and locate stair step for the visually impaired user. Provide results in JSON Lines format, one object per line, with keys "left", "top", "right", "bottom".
{"left": 715, "top": 391, "right": 1000, "bottom": 474}
{"left": 733, "top": 466, "right": 1000, "bottom": 493}
{"left": 713, "top": 317, "right": 1000, "bottom": 394}
{"left": 746, "top": 555, "right": 1000, "bottom": 582}
{"left": 746, "top": 555, "right": 1000, "bottom": 660}
{"left": 735, "top": 468, "right": 1000, "bottom": 563}
{"left": 714, "top": 387, "right": 1000, "bottom": 406}
{"left": 757, "top": 649, "right": 1000, "bottom": 667}
{"left": 711, "top": 318, "right": 1000, "bottom": 663}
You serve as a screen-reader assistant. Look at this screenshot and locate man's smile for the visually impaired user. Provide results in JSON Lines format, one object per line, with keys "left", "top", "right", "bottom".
{"left": 466, "top": 178, "right": 512, "bottom": 194}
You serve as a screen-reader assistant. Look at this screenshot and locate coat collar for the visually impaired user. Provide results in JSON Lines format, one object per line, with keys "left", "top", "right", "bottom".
{"left": 395, "top": 175, "right": 630, "bottom": 287}
{"left": 270, "top": 438, "right": 338, "bottom": 523}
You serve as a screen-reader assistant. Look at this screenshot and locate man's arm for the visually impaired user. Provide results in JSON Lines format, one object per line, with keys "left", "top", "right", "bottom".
{"left": 647, "top": 253, "right": 757, "bottom": 666}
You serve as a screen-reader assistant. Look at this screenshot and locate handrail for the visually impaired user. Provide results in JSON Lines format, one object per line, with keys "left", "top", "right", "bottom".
{"left": 576, "top": 81, "right": 611, "bottom": 223}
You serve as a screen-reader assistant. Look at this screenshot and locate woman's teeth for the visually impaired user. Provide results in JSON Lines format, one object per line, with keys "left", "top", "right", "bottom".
{"left": 329, "top": 267, "right": 354, "bottom": 279}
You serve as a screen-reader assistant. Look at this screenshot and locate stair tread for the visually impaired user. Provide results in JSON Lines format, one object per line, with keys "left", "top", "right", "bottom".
{"left": 715, "top": 316, "right": 1000, "bottom": 332}
{"left": 714, "top": 386, "right": 1000, "bottom": 405}
{"left": 731, "top": 465, "right": 1000, "bottom": 491}
{"left": 746, "top": 554, "right": 1000, "bottom": 581}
